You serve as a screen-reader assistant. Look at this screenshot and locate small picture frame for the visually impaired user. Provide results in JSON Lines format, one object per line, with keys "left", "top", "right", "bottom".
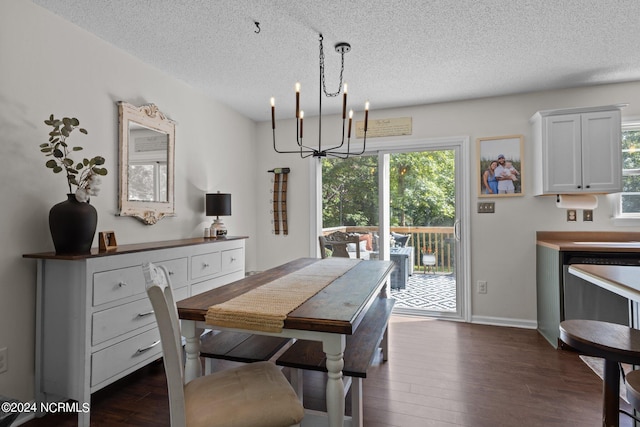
{"left": 99, "top": 231, "right": 118, "bottom": 252}
{"left": 477, "top": 135, "right": 524, "bottom": 197}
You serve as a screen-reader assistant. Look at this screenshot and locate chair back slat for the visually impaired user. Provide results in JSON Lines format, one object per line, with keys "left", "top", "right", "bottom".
{"left": 142, "top": 262, "right": 187, "bottom": 427}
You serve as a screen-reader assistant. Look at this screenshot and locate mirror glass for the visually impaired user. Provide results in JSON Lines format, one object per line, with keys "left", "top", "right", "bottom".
{"left": 128, "top": 123, "right": 169, "bottom": 202}
{"left": 118, "top": 102, "right": 175, "bottom": 224}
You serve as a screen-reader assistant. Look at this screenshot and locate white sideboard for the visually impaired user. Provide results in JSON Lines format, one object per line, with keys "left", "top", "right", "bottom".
{"left": 24, "top": 236, "right": 247, "bottom": 427}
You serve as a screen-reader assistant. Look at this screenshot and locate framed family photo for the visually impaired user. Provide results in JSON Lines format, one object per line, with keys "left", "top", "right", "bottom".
{"left": 477, "top": 135, "right": 524, "bottom": 197}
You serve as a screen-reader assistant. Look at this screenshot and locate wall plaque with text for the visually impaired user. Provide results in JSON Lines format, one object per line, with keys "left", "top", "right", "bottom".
{"left": 356, "top": 117, "right": 412, "bottom": 138}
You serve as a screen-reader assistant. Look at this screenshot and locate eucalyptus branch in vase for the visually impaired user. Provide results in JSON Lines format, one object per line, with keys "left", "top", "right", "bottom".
{"left": 40, "top": 115, "right": 108, "bottom": 202}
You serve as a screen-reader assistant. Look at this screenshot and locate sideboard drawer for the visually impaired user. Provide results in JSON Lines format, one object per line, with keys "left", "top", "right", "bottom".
{"left": 91, "top": 328, "right": 161, "bottom": 387}
{"left": 191, "top": 270, "right": 244, "bottom": 296}
{"left": 92, "top": 298, "right": 156, "bottom": 346}
{"left": 221, "top": 248, "right": 243, "bottom": 274}
{"left": 191, "top": 251, "right": 221, "bottom": 280}
{"left": 158, "top": 257, "right": 188, "bottom": 287}
{"left": 93, "top": 266, "right": 144, "bottom": 306}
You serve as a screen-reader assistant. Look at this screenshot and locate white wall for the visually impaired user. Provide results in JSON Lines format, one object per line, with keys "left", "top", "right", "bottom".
{"left": 0, "top": 0, "right": 257, "bottom": 401}
{"left": 255, "top": 82, "right": 640, "bottom": 327}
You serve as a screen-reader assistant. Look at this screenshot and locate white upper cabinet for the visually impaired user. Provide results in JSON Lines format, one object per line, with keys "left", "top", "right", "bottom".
{"left": 531, "top": 105, "right": 624, "bottom": 195}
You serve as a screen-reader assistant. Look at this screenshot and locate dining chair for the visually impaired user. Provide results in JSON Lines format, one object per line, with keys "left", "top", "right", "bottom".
{"left": 319, "top": 231, "right": 360, "bottom": 259}
{"left": 142, "top": 262, "right": 304, "bottom": 427}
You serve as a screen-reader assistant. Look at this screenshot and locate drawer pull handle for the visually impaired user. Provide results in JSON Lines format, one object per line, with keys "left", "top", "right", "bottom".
{"left": 136, "top": 340, "right": 160, "bottom": 354}
{"left": 118, "top": 281, "right": 127, "bottom": 288}
{"left": 230, "top": 257, "right": 236, "bottom": 262}
{"left": 203, "top": 263, "right": 210, "bottom": 268}
{"left": 168, "top": 270, "right": 175, "bottom": 275}
{"left": 137, "top": 311, "right": 155, "bottom": 318}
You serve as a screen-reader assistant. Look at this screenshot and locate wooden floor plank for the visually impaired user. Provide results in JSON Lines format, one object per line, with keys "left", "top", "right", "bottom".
{"left": 22, "top": 315, "right": 634, "bottom": 426}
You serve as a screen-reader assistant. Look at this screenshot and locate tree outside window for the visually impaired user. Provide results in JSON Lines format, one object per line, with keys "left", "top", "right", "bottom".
{"left": 322, "top": 151, "right": 455, "bottom": 228}
{"left": 620, "top": 126, "right": 640, "bottom": 215}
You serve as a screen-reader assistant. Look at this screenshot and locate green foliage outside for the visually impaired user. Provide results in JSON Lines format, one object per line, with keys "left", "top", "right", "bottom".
{"left": 322, "top": 151, "right": 456, "bottom": 228}
{"left": 621, "top": 129, "right": 640, "bottom": 213}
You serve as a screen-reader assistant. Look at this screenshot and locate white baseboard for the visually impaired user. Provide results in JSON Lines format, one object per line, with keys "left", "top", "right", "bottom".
{"left": 471, "top": 315, "right": 537, "bottom": 329}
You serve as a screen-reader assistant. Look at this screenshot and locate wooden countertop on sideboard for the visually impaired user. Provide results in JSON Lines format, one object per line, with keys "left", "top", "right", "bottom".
{"left": 23, "top": 236, "right": 249, "bottom": 260}
{"left": 536, "top": 231, "right": 640, "bottom": 252}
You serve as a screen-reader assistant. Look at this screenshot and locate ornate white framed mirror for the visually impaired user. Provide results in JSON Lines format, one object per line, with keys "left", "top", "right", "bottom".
{"left": 117, "top": 102, "right": 176, "bottom": 224}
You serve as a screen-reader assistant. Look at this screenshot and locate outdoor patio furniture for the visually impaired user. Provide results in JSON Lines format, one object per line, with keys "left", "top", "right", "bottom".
{"left": 319, "top": 231, "right": 360, "bottom": 259}
{"left": 391, "top": 232, "right": 411, "bottom": 247}
{"left": 390, "top": 247, "right": 413, "bottom": 289}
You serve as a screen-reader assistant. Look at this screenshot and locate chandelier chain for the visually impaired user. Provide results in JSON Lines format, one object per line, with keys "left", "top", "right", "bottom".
{"left": 319, "top": 34, "right": 344, "bottom": 98}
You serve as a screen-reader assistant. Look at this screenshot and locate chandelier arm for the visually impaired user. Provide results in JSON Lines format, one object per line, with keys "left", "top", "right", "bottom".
{"left": 272, "top": 129, "right": 315, "bottom": 155}
{"left": 300, "top": 142, "right": 322, "bottom": 152}
{"left": 317, "top": 116, "right": 347, "bottom": 154}
{"left": 323, "top": 127, "right": 368, "bottom": 158}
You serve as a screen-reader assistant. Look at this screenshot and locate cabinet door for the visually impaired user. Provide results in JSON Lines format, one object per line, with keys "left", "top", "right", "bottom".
{"left": 581, "top": 110, "right": 622, "bottom": 192}
{"left": 543, "top": 114, "right": 583, "bottom": 193}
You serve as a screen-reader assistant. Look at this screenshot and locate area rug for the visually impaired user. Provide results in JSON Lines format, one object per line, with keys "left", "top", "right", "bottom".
{"left": 580, "top": 355, "right": 630, "bottom": 403}
{"left": 390, "top": 273, "right": 456, "bottom": 311}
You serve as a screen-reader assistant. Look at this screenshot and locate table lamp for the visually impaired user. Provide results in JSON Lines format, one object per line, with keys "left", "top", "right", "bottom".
{"left": 206, "top": 192, "right": 231, "bottom": 237}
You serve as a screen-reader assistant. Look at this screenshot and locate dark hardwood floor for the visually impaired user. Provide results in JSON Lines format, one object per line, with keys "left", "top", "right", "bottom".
{"left": 22, "top": 316, "right": 634, "bottom": 426}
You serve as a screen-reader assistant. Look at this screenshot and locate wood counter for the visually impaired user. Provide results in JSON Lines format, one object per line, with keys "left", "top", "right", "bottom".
{"left": 537, "top": 231, "right": 640, "bottom": 252}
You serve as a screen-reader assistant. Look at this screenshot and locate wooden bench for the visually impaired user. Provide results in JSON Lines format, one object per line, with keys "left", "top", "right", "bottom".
{"left": 276, "top": 297, "right": 395, "bottom": 426}
{"left": 199, "top": 331, "right": 291, "bottom": 374}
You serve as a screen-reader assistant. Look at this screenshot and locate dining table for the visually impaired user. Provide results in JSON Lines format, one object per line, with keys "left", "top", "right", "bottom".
{"left": 176, "top": 257, "right": 395, "bottom": 427}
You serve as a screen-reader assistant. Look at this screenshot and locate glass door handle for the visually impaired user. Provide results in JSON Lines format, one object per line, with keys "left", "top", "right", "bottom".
{"left": 454, "top": 220, "right": 461, "bottom": 241}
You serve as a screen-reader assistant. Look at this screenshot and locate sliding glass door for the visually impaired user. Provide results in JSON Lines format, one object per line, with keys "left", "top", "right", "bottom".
{"left": 319, "top": 138, "right": 469, "bottom": 320}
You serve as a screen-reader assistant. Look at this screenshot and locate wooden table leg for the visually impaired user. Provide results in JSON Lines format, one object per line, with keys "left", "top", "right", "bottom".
{"left": 323, "top": 334, "right": 346, "bottom": 427}
{"left": 181, "top": 320, "right": 201, "bottom": 383}
{"left": 603, "top": 359, "right": 620, "bottom": 427}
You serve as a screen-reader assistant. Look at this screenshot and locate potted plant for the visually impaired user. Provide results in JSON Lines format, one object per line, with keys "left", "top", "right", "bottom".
{"left": 421, "top": 245, "right": 437, "bottom": 274}
{"left": 40, "top": 115, "right": 108, "bottom": 254}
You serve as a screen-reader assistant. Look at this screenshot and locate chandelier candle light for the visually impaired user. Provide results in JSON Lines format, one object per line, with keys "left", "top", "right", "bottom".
{"left": 270, "top": 34, "right": 369, "bottom": 158}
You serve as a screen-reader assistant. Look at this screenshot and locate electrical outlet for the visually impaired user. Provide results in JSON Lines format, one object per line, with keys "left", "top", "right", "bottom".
{"left": 477, "top": 202, "right": 495, "bottom": 213}
{"left": 477, "top": 280, "right": 487, "bottom": 294}
{"left": 583, "top": 210, "right": 593, "bottom": 221}
{"left": 567, "top": 209, "right": 577, "bottom": 222}
{"left": 0, "top": 347, "right": 7, "bottom": 374}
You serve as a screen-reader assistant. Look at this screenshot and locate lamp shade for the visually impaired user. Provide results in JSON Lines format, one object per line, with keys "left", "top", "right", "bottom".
{"left": 206, "top": 193, "right": 231, "bottom": 216}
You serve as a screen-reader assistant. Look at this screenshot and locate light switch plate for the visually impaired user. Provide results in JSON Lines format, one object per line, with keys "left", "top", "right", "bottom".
{"left": 478, "top": 202, "right": 495, "bottom": 213}
{"left": 583, "top": 210, "right": 593, "bottom": 221}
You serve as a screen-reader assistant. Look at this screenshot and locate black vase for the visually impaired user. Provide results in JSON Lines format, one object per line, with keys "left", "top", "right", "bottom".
{"left": 49, "top": 194, "right": 98, "bottom": 254}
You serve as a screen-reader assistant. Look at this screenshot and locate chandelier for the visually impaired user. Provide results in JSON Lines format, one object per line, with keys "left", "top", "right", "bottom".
{"left": 270, "top": 34, "right": 369, "bottom": 158}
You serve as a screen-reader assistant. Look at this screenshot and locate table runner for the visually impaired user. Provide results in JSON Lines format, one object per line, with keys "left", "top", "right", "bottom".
{"left": 205, "top": 258, "right": 361, "bottom": 332}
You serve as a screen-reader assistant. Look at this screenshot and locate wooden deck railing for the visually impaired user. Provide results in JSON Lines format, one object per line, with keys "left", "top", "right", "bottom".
{"left": 321, "top": 225, "right": 455, "bottom": 273}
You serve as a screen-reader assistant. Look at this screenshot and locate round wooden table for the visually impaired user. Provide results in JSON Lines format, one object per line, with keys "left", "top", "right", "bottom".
{"left": 560, "top": 319, "right": 640, "bottom": 427}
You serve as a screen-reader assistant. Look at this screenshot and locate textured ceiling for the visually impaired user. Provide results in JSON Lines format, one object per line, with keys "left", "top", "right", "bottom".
{"left": 31, "top": 0, "right": 640, "bottom": 122}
